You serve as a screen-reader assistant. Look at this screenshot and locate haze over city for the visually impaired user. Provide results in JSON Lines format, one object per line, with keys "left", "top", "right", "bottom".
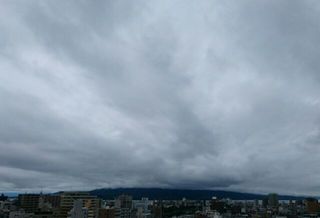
{"left": 1, "top": 0, "right": 320, "bottom": 196}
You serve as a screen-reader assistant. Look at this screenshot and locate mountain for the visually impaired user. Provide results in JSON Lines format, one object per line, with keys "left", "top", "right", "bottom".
{"left": 90, "top": 188, "right": 306, "bottom": 200}
{"left": 1, "top": 192, "right": 19, "bottom": 198}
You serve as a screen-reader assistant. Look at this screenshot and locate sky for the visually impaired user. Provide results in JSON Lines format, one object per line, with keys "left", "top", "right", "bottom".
{"left": 1, "top": 0, "right": 320, "bottom": 196}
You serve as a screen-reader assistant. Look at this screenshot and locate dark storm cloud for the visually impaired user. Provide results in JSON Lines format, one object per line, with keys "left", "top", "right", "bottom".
{"left": 1, "top": 0, "right": 320, "bottom": 195}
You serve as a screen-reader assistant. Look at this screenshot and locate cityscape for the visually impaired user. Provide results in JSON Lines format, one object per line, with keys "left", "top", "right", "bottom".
{"left": 2, "top": 1, "right": 320, "bottom": 218}
{"left": 0, "top": 190, "right": 320, "bottom": 218}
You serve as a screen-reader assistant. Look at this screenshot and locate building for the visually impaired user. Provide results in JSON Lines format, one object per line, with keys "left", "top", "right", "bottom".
{"left": 34, "top": 211, "right": 55, "bottom": 218}
{"left": 98, "top": 208, "right": 115, "bottom": 218}
{"left": 210, "top": 199, "right": 226, "bottom": 214}
{"left": 115, "top": 195, "right": 132, "bottom": 210}
{"left": 305, "top": 198, "right": 319, "bottom": 215}
{"left": 114, "top": 195, "right": 133, "bottom": 218}
{"left": 151, "top": 205, "right": 162, "bottom": 218}
{"left": 134, "top": 198, "right": 151, "bottom": 218}
{"left": 68, "top": 200, "right": 88, "bottom": 218}
{"left": 0, "top": 200, "right": 15, "bottom": 211}
{"left": 267, "top": 193, "right": 279, "bottom": 207}
{"left": 134, "top": 198, "right": 150, "bottom": 212}
{"left": 0, "top": 194, "right": 8, "bottom": 202}
{"left": 17, "top": 194, "right": 40, "bottom": 213}
{"left": 9, "top": 210, "right": 33, "bottom": 218}
{"left": 43, "top": 195, "right": 61, "bottom": 209}
{"left": 59, "top": 192, "right": 100, "bottom": 218}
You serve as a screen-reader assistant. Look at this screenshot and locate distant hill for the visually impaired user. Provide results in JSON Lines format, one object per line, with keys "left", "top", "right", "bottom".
{"left": 90, "top": 188, "right": 306, "bottom": 200}
{"left": 1, "top": 192, "right": 19, "bottom": 198}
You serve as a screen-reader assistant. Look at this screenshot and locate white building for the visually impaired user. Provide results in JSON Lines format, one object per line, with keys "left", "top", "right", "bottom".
{"left": 68, "top": 200, "right": 88, "bottom": 218}
{"left": 134, "top": 197, "right": 151, "bottom": 218}
{"left": 9, "top": 210, "right": 33, "bottom": 218}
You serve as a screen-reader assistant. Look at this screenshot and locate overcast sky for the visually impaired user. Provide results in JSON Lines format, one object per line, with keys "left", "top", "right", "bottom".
{"left": 1, "top": 0, "right": 320, "bottom": 195}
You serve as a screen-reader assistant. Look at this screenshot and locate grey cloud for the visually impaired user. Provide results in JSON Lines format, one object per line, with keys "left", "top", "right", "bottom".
{"left": 1, "top": 0, "right": 320, "bottom": 195}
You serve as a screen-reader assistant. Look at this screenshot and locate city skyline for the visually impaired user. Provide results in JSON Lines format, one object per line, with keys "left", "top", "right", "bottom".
{"left": 1, "top": 1, "right": 320, "bottom": 195}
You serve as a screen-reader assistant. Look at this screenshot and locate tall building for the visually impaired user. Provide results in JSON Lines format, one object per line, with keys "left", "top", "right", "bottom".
{"left": 43, "top": 195, "right": 61, "bottom": 209}
{"left": 18, "top": 194, "right": 40, "bottom": 213}
{"left": 151, "top": 200, "right": 163, "bottom": 218}
{"left": 98, "top": 208, "right": 115, "bottom": 218}
{"left": 267, "top": 193, "right": 279, "bottom": 207}
{"left": 305, "top": 198, "right": 319, "bottom": 215}
{"left": 210, "top": 198, "right": 226, "bottom": 214}
{"left": 115, "top": 195, "right": 132, "bottom": 218}
{"left": 0, "top": 194, "right": 8, "bottom": 201}
{"left": 59, "top": 192, "right": 100, "bottom": 218}
{"left": 115, "top": 195, "right": 132, "bottom": 209}
{"left": 134, "top": 198, "right": 151, "bottom": 218}
{"left": 68, "top": 200, "right": 88, "bottom": 218}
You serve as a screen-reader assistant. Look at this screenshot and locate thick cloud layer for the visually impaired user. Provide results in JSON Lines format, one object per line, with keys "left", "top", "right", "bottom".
{"left": 1, "top": 0, "right": 320, "bottom": 195}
